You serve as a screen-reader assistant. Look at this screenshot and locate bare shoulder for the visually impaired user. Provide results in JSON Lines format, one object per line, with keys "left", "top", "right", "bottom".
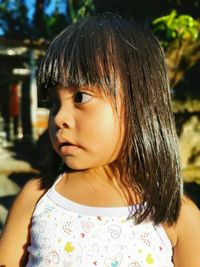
{"left": 177, "top": 196, "right": 200, "bottom": 226}
{"left": 0, "top": 178, "right": 46, "bottom": 267}
{"left": 17, "top": 177, "right": 46, "bottom": 203}
{"left": 6, "top": 178, "right": 46, "bottom": 217}
{"left": 173, "top": 196, "right": 200, "bottom": 267}
{"left": 176, "top": 196, "right": 200, "bottom": 236}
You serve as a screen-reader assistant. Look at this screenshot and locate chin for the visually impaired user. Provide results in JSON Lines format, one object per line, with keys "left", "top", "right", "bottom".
{"left": 63, "top": 160, "right": 90, "bottom": 171}
{"left": 63, "top": 159, "right": 104, "bottom": 171}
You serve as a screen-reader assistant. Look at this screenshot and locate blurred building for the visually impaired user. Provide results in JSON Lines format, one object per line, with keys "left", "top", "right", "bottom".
{"left": 0, "top": 38, "right": 49, "bottom": 147}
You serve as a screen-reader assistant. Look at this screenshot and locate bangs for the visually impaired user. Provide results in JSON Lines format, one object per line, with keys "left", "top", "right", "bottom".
{"left": 37, "top": 17, "right": 120, "bottom": 99}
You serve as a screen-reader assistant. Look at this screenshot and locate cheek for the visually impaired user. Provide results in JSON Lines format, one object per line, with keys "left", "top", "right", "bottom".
{"left": 83, "top": 107, "right": 117, "bottom": 136}
{"left": 85, "top": 108, "right": 123, "bottom": 158}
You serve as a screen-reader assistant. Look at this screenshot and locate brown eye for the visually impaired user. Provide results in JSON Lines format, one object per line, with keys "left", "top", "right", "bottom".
{"left": 74, "top": 92, "right": 92, "bottom": 104}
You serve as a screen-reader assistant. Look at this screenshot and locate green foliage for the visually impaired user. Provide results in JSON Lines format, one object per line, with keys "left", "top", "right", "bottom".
{"left": 0, "top": 0, "right": 95, "bottom": 39}
{"left": 68, "top": 0, "right": 95, "bottom": 23}
{"left": 44, "top": 12, "right": 68, "bottom": 37}
{"left": 152, "top": 10, "right": 200, "bottom": 46}
{"left": 44, "top": 0, "right": 69, "bottom": 36}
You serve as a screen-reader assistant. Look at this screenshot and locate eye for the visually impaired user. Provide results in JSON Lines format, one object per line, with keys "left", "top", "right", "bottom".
{"left": 74, "top": 91, "right": 92, "bottom": 104}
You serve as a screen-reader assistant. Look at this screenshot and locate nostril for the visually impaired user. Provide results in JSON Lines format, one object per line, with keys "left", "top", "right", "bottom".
{"left": 62, "top": 122, "right": 68, "bottom": 128}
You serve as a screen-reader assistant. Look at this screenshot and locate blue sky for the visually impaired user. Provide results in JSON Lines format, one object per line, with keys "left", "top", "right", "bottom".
{"left": 26, "top": 0, "right": 67, "bottom": 19}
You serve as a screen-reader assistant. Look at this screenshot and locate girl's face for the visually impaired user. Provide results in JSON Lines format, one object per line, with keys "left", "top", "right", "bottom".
{"left": 48, "top": 86, "right": 124, "bottom": 170}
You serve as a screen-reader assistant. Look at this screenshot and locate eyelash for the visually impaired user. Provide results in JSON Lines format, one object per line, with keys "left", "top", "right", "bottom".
{"left": 46, "top": 91, "right": 92, "bottom": 111}
{"left": 74, "top": 91, "right": 92, "bottom": 104}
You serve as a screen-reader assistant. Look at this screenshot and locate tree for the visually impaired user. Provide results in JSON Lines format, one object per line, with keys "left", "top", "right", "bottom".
{"left": 94, "top": 0, "right": 200, "bottom": 23}
{"left": 1, "top": 0, "right": 200, "bottom": 94}
{"left": 67, "top": 0, "right": 94, "bottom": 23}
{"left": 0, "top": 0, "right": 31, "bottom": 39}
{"left": 152, "top": 10, "right": 200, "bottom": 88}
{"left": 33, "top": 0, "right": 69, "bottom": 39}
{"left": 33, "top": 0, "right": 48, "bottom": 39}
{"left": 0, "top": 0, "right": 69, "bottom": 40}
{"left": 93, "top": 0, "right": 200, "bottom": 93}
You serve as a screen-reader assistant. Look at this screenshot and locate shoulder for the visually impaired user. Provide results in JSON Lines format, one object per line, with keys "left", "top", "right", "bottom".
{"left": 3, "top": 177, "right": 46, "bottom": 229}
{"left": 0, "top": 178, "right": 46, "bottom": 266}
{"left": 18, "top": 177, "right": 46, "bottom": 204}
{"left": 175, "top": 196, "right": 200, "bottom": 238}
{"left": 177, "top": 196, "right": 200, "bottom": 228}
{"left": 10, "top": 178, "right": 46, "bottom": 215}
{"left": 172, "top": 196, "right": 200, "bottom": 266}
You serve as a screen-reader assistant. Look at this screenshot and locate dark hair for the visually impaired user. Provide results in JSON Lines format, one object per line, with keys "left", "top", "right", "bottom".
{"left": 37, "top": 14, "right": 182, "bottom": 225}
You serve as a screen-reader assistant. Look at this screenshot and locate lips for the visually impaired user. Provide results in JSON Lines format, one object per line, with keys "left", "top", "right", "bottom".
{"left": 58, "top": 142, "right": 80, "bottom": 155}
{"left": 59, "top": 142, "right": 74, "bottom": 147}
{"left": 55, "top": 131, "right": 81, "bottom": 155}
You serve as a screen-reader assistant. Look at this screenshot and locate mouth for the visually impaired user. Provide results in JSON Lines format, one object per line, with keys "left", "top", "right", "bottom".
{"left": 58, "top": 142, "right": 80, "bottom": 155}
{"left": 60, "top": 142, "right": 73, "bottom": 147}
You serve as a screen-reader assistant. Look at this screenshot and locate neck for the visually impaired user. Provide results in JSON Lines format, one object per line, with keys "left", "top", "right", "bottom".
{"left": 61, "top": 164, "right": 141, "bottom": 206}
{"left": 66, "top": 165, "right": 116, "bottom": 186}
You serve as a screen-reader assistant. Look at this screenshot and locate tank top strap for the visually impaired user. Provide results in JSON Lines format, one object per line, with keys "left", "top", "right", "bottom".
{"left": 52, "top": 172, "right": 66, "bottom": 188}
{"left": 32, "top": 173, "right": 66, "bottom": 213}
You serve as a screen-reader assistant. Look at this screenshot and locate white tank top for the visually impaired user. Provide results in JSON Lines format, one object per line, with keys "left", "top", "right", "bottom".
{"left": 26, "top": 176, "right": 174, "bottom": 267}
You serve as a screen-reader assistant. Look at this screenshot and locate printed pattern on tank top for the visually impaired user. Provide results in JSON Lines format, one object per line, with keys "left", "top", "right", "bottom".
{"left": 26, "top": 181, "right": 174, "bottom": 267}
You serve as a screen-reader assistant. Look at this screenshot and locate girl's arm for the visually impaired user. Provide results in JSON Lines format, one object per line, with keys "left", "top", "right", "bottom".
{"left": 0, "top": 178, "right": 45, "bottom": 267}
{"left": 173, "top": 196, "right": 200, "bottom": 267}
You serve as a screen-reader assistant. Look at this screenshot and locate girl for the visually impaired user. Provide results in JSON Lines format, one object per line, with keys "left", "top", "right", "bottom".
{"left": 0, "top": 14, "right": 200, "bottom": 267}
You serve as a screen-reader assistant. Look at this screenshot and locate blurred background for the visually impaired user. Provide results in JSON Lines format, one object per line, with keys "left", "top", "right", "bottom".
{"left": 0, "top": 0, "right": 200, "bottom": 230}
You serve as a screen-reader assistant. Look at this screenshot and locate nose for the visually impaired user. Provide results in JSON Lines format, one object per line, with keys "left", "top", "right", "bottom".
{"left": 54, "top": 106, "right": 75, "bottom": 129}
